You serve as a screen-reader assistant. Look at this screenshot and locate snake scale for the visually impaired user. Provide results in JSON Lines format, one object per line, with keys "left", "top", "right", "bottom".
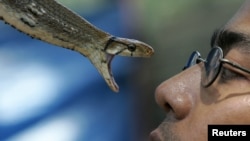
{"left": 0, "top": 0, "right": 154, "bottom": 92}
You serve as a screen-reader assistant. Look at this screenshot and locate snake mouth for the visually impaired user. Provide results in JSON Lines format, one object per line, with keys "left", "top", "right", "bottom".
{"left": 107, "top": 54, "right": 114, "bottom": 74}
{"left": 106, "top": 53, "right": 119, "bottom": 92}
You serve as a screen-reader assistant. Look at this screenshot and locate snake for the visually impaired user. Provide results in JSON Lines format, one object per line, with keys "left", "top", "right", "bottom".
{"left": 0, "top": 0, "right": 154, "bottom": 92}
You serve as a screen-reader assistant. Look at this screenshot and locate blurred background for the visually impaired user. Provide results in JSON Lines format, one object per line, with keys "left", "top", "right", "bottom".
{"left": 0, "top": 0, "right": 245, "bottom": 141}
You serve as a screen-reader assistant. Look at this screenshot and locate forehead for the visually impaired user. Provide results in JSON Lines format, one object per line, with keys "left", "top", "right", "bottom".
{"left": 214, "top": 0, "right": 250, "bottom": 53}
{"left": 223, "top": 0, "right": 250, "bottom": 37}
{"left": 225, "top": 12, "right": 250, "bottom": 34}
{"left": 224, "top": 0, "right": 250, "bottom": 30}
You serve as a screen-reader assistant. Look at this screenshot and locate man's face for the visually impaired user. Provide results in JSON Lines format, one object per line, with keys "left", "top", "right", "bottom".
{"left": 150, "top": 36, "right": 250, "bottom": 140}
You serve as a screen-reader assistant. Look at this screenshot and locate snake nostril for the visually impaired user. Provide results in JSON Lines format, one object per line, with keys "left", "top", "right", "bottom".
{"left": 147, "top": 50, "right": 153, "bottom": 56}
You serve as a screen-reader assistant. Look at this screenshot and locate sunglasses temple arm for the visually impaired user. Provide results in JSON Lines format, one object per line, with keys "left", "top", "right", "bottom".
{"left": 221, "top": 59, "right": 250, "bottom": 73}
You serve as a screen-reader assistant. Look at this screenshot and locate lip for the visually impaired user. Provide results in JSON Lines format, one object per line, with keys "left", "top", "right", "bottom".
{"left": 150, "top": 129, "right": 163, "bottom": 141}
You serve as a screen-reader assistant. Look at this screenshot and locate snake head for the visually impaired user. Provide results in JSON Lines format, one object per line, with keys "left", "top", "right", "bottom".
{"left": 103, "top": 36, "right": 154, "bottom": 57}
{"left": 77, "top": 36, "right": 154, "bottom": 93}
{"left": 97, "top": 36, "right": 154, "bottom": 92}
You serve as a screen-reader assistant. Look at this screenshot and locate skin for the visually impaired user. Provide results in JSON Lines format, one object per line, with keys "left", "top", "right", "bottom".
{"left": 150, "top": 0, "right": 250, "bottom": 140}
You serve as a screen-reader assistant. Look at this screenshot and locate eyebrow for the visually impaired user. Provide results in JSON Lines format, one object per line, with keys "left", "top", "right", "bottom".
{"left": 210, "top": 29, "right": 249, "bottom": 54}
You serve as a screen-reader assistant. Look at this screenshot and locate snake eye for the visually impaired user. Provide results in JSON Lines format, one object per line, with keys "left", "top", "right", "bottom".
{"left": 127, "top": 44, "right": 136, "bottom": 52}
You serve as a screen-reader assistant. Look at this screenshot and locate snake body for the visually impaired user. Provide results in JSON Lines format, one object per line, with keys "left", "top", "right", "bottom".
{"left": 0, "top": 0, "right": 154, "bottom": 92}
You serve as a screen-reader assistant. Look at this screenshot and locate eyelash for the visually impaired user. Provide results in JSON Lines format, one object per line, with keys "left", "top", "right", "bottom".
{"left": 220, "top": 67, "right": 246, "bottom": 82}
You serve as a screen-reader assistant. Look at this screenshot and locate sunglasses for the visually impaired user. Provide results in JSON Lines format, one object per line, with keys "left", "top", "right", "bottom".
{"left": 183, "top": 46, "right": 250, "bottom": 87}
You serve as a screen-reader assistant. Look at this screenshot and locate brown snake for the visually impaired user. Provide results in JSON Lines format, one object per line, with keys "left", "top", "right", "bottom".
{"left": 0, "top": 0, "right": 154, "bottom": 92}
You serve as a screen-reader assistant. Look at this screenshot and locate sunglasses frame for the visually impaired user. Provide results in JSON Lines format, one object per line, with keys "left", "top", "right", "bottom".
{"left": 183, "top": 46, "right": 250, "bottom": 87}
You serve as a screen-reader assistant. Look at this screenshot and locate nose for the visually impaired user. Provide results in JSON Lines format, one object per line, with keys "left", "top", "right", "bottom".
{"left": 155, "top": 65, "right": 201, "bottom": 119}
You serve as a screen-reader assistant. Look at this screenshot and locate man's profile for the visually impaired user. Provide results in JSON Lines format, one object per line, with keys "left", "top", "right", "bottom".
{"left": 150, "top": 0, "right": 250, "bottom": 140}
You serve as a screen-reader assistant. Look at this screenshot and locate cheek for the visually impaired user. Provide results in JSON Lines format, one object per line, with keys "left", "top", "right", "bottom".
{"left": 243, "top": 96, "right": 250, "bottom": 107}
{"left": 207, "top": 95, "right": 250, "bottom": 124}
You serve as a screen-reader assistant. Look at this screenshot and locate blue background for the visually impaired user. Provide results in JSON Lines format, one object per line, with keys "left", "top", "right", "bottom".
{"left": 0, "top": 1, "right": 141, "bottom": 141}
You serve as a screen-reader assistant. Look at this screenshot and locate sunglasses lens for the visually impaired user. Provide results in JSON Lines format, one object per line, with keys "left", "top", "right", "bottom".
{"left": 202, "top": 47, "right": 223, "bottom": 86}
{"left": 183, "top": 51, "right": 201, "bottom": 70}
